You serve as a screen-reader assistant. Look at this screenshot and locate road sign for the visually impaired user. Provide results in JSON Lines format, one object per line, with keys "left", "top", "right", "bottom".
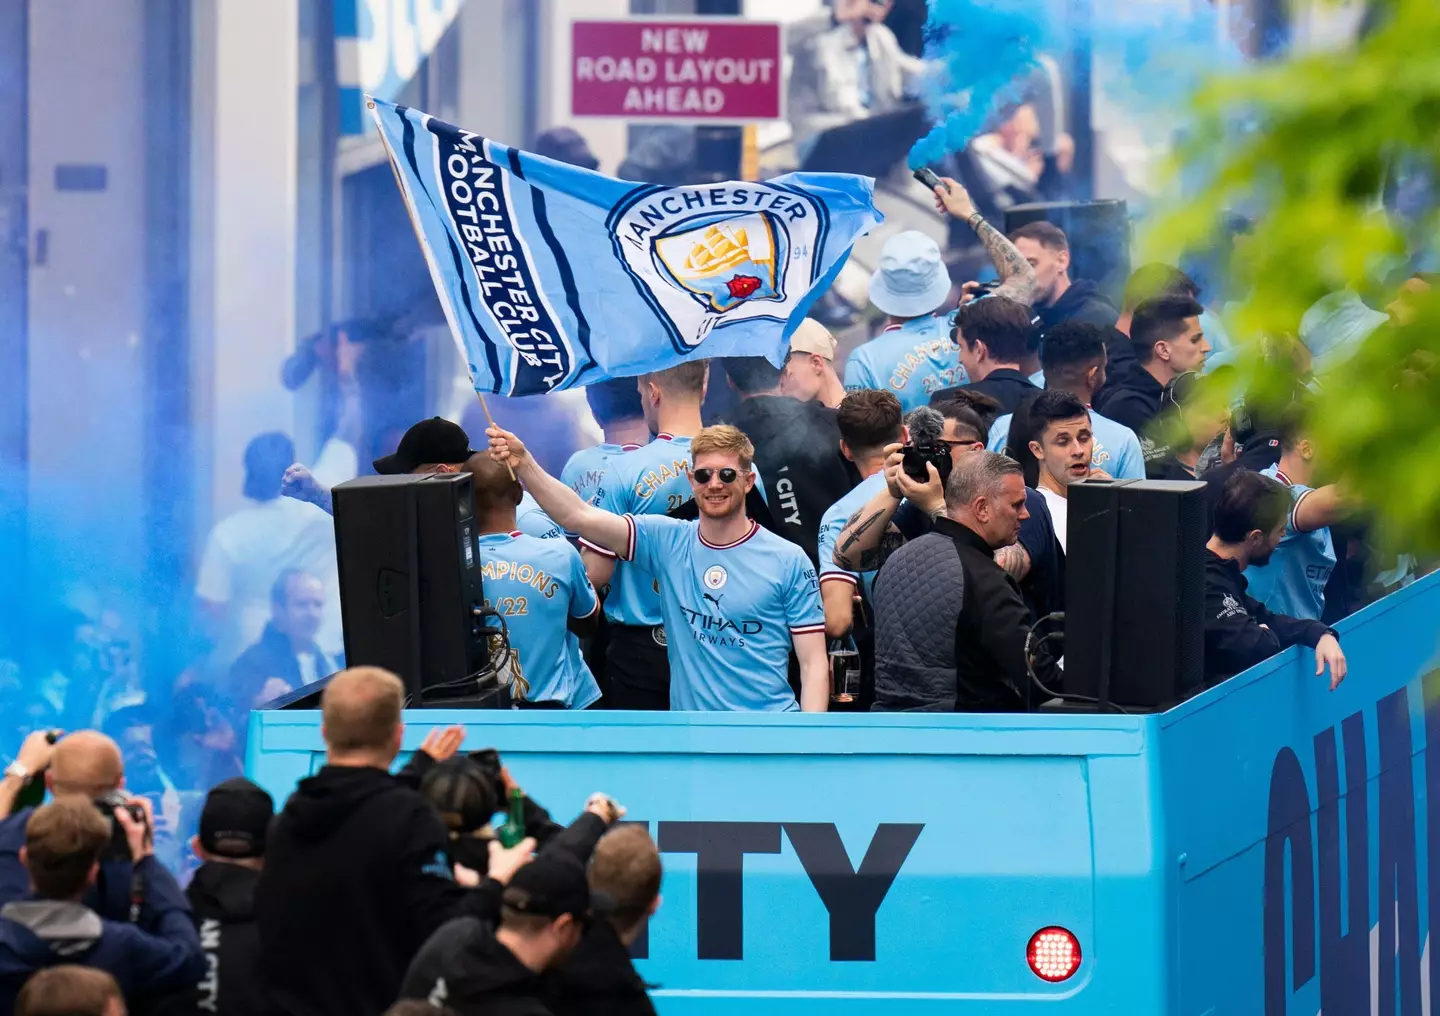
{"left": 571, "top": 19, "right": 783, "bottom": 123}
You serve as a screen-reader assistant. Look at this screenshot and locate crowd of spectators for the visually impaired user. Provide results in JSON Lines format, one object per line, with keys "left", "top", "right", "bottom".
{"left": 0, "top": 670, "right": 657, "bottom": 1016}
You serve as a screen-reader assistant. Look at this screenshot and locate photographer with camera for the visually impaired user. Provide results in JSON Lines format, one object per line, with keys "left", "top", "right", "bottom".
{"left": 870, "top": 452, "right": 1057, "bottom": 712}
{"left": 830, "top": 401, "right": 1063, "bottom": 619}
{"left": 0, "top": 797, "right": 204, "bottom": 1009}
{"left": 0, "top": 732, "right": 144, "bottom": 924}
{"left": 255, "top": 667, "right": 534, "bottom": 1016}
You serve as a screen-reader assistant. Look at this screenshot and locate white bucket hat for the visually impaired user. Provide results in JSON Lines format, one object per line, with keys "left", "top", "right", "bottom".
{"left": 868, "top": 231, "right": 951, "bottom": 319}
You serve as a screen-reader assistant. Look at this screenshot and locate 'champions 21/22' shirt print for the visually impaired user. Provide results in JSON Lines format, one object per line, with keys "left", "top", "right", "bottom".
{"left": 475, "top": 531, "right": 600, "bottom": 708}
{"left": 843, "top": 314, "right": 966, "bottom": 414}
{"left": 582, "top": 435, "right": 694, "bottom": 627}
{"left": 561, "top": 442, "right": 642, "bottom": 508}
{"left": 617, "top": 513, "right": 824, "bottom": 711}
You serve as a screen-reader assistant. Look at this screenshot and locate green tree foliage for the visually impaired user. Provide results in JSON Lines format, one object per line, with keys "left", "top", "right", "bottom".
{"left": 1145, "top": 0, "right": 1440, "bottom": 554}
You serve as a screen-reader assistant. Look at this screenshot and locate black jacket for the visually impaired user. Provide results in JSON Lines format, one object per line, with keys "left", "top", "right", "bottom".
{"left": 929, "top": 368, "right": 1040, "bottom": 416}
{"left": 400, "top": 917, "right": 552, "bottom": 1016}
{"left": 1093, "top": 361, "right": 1164, "bottom": 438}
{"left": 872, "top": 517, "right": 1044, "bottom": 711}
{"left": 547, "top": 920, "right": 656, "bottom": 1016}
{"left": 1203, "top": 550, "right": 1334, "bottom": 690}
{"left": 724, "top": 395, "right": 858, "bottom": 567}
{"left": 1037, "top": 280, "right": 1119, "bottom": 332}
{"left": 255, "top": 761, "right": 497, "bottom": 1016}
{"left": 229, "top": 623, "right": 336, "bottom": 710}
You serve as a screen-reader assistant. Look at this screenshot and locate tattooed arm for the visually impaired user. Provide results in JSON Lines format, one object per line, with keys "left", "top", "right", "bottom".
{"left": 832, "top": 491, "right": 905, "bottom": 573}
{"left": 994, "top": 542, "right": 1032, "bottom": 581}
{"left": 931, "top": 177, "right": 1039, "bottom": 306}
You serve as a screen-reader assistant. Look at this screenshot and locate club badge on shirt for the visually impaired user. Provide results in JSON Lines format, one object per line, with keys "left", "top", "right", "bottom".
{"left": 704, "top": 565, "right": 728, "bottom": 590}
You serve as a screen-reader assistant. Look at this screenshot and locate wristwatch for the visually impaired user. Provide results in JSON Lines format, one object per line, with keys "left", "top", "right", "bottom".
{"left": 3, "top": 761, "right": 30, "bottom": 783}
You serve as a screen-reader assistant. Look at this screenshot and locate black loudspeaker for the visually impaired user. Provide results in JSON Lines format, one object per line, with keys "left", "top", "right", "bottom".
{"left": 1064, "top": 478, "right": 1208, "bottom": 708}
{"left": 331, "top": 473, "right": 491, "bottom": 703}
{"left": 1005, "top": 200, "right": 1131, "bottom": 306}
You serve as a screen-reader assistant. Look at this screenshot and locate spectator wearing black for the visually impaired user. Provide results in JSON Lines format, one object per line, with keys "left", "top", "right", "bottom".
{"left": 1009, "top": 223, "right": 1119, "bottom": 334}
{"left": 400, "top": 854, "right": 592, "bottom": 1016}
{"left": 829, "top": 402, "right": 1063, "bottom": 620}
{"left": 256, "top": 668, "right": 526, "bottom": 1016}
{"left": 15, "top": 966, "right": 125, "bottom": 1016}
{"left": 228, "top": 568, "right": 337, "bottom": 714}
{"left": 547, "top": 825, "right": 662, "bottom": 1016}
{"left": 871, "top": 452, "right": 1052, "bottom": 711}
{"left": 1145, "top": 372, "right": 1230, "bottom": 483}
{"left": 1203, "top": 471, "right": 1347, "bottom": 691}
{"left": 0, "top": 799, "right": 204, "bottom": 1009}
{"left": 1095, "top": 295, "right": 1209, "bottom": 438}
{"left": 928, "top": 297, "right": 1040, "bottom": 414}
{"left": 171, "top": 779, "right": 274, "bottom": 1016}
{"left": 0, "top": 733, "right": 133, "bottom": 923}
{"left": 721, "top": 357, "right": 859, "bottom": 567}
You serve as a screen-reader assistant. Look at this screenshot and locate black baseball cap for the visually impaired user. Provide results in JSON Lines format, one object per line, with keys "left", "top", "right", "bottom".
{"left": 373, "top": 417, "right": 477, "bottom": 475}
{"left": 199, "top": 778, "right": 274, "bottom": 859}
{"left": 501, "top": 855, "right": 591, "bottom": 920}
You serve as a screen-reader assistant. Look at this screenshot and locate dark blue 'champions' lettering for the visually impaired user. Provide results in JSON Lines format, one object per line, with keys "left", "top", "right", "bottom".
{"left": 1262, "top": 680, "right": 1432, "bottom": 1014}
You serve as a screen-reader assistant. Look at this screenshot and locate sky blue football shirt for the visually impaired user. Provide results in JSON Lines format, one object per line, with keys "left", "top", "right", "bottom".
{"left": 817, "top": 470, "right": 890, "bottom": 601}
{"left": 843, "top": 315, "right": 967, "bottom": 413}
{"left": 987, "top": 406, "right": 1145, "bottom": 480}
{"left": 621, "top": 513, "right": 824, "bottom": 711}
{"left": 476, "top": 531, "right": 600, "bottom": 708}
{"left": 1244, "top": 465, "right": 1337, "bottom": 621}
{"left": 561, "top": 442, "right": 641, "bottom": 508}
{"left": 517, "top": 492, "right": 563, "bottom": 541}
{"left": 582, "top": 435, "right": 695, "bottom": 627}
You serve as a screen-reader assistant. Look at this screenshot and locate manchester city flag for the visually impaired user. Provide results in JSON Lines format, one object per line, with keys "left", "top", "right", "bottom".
{"left": 368, "top": 97, "right": 883, "bottom": 397}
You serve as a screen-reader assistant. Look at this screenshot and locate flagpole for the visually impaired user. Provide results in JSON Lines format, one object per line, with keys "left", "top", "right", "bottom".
{"left": 368, "top": 97, "right": 516, "bottom": 482}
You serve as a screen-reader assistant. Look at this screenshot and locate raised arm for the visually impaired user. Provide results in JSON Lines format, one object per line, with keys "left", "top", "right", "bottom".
{"left": 1292, "top": 484, "right": 1350, "bottom": 534}
{"left": 487, "top": 426, "right": 631, "bottom": 556}
{"left": 931, "top": 177, "right": 1039, "bottom": 306}
{"left": 831, "top": 445, "right": 944, "bottom": 571}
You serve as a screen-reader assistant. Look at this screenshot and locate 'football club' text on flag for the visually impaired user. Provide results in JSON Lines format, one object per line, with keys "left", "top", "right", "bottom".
{"left": 368, "top": 97, "right": 882, "bottom": 397}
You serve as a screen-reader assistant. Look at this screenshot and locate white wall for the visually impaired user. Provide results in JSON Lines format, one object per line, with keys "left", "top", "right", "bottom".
{"left": 190, "top": 0, "right": 300, "bottom": 527}
{"left": 26, "top": 0, "right": 148, "bottom": 577}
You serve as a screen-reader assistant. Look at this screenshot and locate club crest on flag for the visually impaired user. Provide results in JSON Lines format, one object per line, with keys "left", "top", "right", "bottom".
{"left": 652, "top": 212, "right": 786, "bottom": 314}
{"left": 611, "top": 183, "right": 828, "bottom": 353}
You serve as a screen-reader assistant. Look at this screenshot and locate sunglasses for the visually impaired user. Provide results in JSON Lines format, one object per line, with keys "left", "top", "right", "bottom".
{"left": 692, "top": 467, "right": 741, "bottom": 484}
{"left": 940, "top": 438, "right": 985, "bottom": 450}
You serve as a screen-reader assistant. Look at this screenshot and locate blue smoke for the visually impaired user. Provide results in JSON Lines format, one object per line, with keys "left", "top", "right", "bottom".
{"left": 910, "top": 0, "right": 1242, "bottom": 169}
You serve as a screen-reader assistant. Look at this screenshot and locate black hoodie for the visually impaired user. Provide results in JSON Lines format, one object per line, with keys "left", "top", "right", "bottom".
{"left": 724, "top": 395, "right": 859, "bottom": 568}
{"left": 1094, "top": 361, "right": 1165, "bottom": 438}
{"left": 255, "top": 763, "right": 498, "bottom": 1016}
{"left": 400, "top": 917, "right": 552, "bottom": 1016}
{"left": 147, "top": 862, "right": 264, "bottom": 1016}
{"left": 1037, "top": 279, "right": 1120, "bottom": 332}
{"left": 546, "top": 920, "right": 656, "bottom": 1016}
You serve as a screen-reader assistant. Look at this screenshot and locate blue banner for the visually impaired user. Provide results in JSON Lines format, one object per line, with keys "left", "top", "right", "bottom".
{"left": 368, "top": 97, "right": 882, "bottom": 397}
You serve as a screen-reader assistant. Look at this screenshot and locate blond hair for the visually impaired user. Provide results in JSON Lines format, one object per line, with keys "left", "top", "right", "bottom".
{"left": 690, "top": 424, "right": 754, "bottom": 470}
{"left": 321, "top": 667, "right": 404, "bottom": 753}
{"left": 589, "top": 825, "right": 662, "bottom": 933}
{"left": 642, "top": 360, "right": 708, "bottom": 397}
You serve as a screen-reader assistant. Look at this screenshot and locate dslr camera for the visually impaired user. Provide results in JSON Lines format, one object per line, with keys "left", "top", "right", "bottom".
{"left": 94, "top": 791, "right": 149, "bottom": 862}
{"left": 901, "top": 444, "right": 953, "bottom": 487}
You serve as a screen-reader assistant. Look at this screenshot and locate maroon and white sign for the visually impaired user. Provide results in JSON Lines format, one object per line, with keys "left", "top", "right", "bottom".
{"left": 571, "top": 19, "right": 782, "bottom": 122}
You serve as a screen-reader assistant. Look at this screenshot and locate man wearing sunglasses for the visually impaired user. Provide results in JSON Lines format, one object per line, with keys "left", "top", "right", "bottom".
{"left": 488, "top": 423, "right": 829, "bottom": 713}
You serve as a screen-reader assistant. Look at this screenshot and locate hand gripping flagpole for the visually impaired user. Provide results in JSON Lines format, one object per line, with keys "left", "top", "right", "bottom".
{"left": 367, "top": 97, "right": 516, "bottom": 481}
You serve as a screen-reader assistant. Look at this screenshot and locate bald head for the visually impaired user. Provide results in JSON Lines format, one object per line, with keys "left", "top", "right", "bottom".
{"left": 48, "top": 732, "right": 123, "bottom": 798}
{"left": 321, "top": 667, "right": 405, "bottom": 761}
{"left": 461, "top": 452, "right": 523, "bottom": 517}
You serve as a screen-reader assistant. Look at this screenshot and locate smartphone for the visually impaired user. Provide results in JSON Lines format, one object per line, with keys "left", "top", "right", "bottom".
{"left": 912, "top": 167, "right": 949, "bottom": 193}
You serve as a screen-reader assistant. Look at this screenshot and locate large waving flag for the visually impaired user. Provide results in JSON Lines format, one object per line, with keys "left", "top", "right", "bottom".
{"left": 369, "top": 97, "right": 882, "bottom": 397}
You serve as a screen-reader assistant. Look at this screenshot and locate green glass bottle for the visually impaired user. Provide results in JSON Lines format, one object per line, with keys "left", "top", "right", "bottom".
{"left": 10, "top": 773, "right": 45, "bottom": 814}
{"left": 496, "top": 788, "right": 526, "bottom": 848}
